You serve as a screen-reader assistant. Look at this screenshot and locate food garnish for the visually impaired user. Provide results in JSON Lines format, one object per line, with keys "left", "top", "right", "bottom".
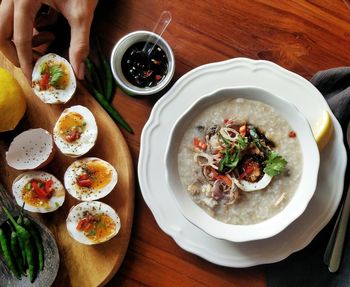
{"left": 75, "top": 212, "right": 116, "bottom": 242}
{"left": 39, "top": 62, "right": 67, "bottom": 91}
{"left": 191, "top": 119, "right": 287, "bottom": 199}
{"left": 264, "top": 151, "right": 288, "bottom": 177}
{"left": 312, "top": 110, "right": 333, "bottom": 151}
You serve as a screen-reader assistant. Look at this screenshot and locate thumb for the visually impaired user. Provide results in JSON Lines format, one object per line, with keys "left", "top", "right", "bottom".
{"left": 60, "top": 1, "right": 98, "bottom": 80}
{"left": 69, "top": 22, "right": 91, "bottom": 80}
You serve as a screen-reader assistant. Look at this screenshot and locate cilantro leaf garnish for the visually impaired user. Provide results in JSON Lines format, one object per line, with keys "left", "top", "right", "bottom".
{"left": 39, "top": 63, "right": 47, "bottom": 75}
{"left": 263, "top": 151, "right": 287, "bottom": 177}
{"left": 218, "top": 135, "right": 247, "bottom": 172}
{"left": 49, "top": 64, "right": 64, "bottom": 87}
{"left": 235, "top": 134, "right": 248, "bottom": 150}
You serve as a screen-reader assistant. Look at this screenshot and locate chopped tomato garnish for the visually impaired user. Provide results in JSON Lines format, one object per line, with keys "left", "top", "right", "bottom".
{"left": 76, "top": 218, "right": 92, "bottom": 231}
{"left": 77, "top": 179, "right": 92, "bottom": 187}
{"left": 193, "top": 137, "right": 207, "bottom": 150}
{"left": 215, "top": 174, "right": 232, "bottom": 186}
{"left": 45, "top": 179, "right": 53, "bottom": 192}
{"left": 39, "top": 72, "right": 50, "bottom": 91}
{"left": 239, "top": 125, "right": 247, "bottom": 137}
{"left": 65, "top": 127, "right": 81, "bottom": 143}
{"left": 155, "top": 74, "right": 162, "bottom": 81}
{"left": 76, "top": 214, "right": 96, "bottom": 231}
{"left": 78, "top": 173, "right": 89, "bottom": 181}
{"left": 77, "top": 173, "right": 92, "bottom": 187}
{"left": 244, "top": 165, "right": 254, "bottom": 176}
{"left": 32, "top": 181, "right": 48, "bottom": 198}
{"left": 288, "top": 131, "right": 297, "bottom": 138}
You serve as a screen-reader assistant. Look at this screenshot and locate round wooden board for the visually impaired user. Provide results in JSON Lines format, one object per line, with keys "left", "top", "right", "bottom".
{"left": 0, "top": 53, "right": 135, "bottom": 287}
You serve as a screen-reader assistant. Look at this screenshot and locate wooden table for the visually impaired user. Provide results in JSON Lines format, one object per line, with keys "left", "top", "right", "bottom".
{"left": 96, "top": 1, "right": 350, "bottom": 286}
{"left": 3, "top": 1, "right": 350, "bottom": 286}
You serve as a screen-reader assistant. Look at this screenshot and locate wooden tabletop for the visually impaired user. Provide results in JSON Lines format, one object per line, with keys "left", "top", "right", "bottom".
{"left": 3, "top": 0, "right": 350, "bottom": 286}
{"left": 95, "top": 1, "right": 350, "bottom": 286}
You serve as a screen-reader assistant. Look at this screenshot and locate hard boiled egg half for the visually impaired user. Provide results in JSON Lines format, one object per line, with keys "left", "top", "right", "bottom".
{"left": 53, "top": 105, "right": 98, "bottom": 157}
{"left": 66, "top": 201, "right": 121, "bottom": 245}
{"left": 32, "top": 53, "right": 76, "bottom": 104}
{"left": 64, "top": 157, "right": 118, "bottom": 201}
{"left": 12, "top": 171, "right": 65, "bottom": 213}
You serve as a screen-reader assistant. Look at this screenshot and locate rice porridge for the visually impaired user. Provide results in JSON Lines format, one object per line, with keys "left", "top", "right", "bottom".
{"left": 177, "top": 98, "right": 303, "bottom": 225}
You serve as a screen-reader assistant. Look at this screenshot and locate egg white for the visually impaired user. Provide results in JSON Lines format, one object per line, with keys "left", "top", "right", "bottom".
{"left": 64, "top": 157, "right": 118, "bottom": 201}
{"left": 233, "top": 173, "right": 272, "bottom": 192}
{"left": 32, "top": 53, "right": 76, "bottom": 104}
{"left": 66, "top": 201, "right": 121, "bottom": 245}
{"left": 12, "top": 171, "right": 65, "bottom": 213}
{"left": 53, "top": 105, "right": 98, "bottom": 157}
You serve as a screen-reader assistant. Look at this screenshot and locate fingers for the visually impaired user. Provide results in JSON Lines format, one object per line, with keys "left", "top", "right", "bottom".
{"left": 13, "top": 0, "right": 42, "bottom": 80}
{"left": 63, "top": 1, "right": 98, "bottom": 80}
{"left": 69, "top": 21, "right": 90, "bottom": 80}
{"left": 0, "top": 0, "right": 19, "bottom": 66}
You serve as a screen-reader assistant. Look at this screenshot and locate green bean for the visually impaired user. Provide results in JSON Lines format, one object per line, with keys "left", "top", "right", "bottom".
{"left": 95, "top": 37, "right": 114, "bottom": 102}
{"left": 0, "top": 227, "right": 21, "bottom": 279}
{"left": 3, "top": 207, "right": 36, "bottom": 282}
{"left": 23, "top": 217, "right": 44, "bottom": 271}
{"left": 7, "top": 221, "right": 24, "bottom": 275}
{"left": 87, "top": 83, "right": 134, "bottom": 134}
{"left": 85, "top": 57, "right": 103, "bottom": 94}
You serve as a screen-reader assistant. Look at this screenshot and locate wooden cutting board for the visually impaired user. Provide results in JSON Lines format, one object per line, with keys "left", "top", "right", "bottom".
{"left": 0, "top": 53, "right": 135, "bottom": 287}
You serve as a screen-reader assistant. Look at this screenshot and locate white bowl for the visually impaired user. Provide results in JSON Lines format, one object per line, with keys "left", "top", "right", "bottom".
{"left": 110, "top": 31, "right": 175, "bottom": 96}
{"left": 165, "top": 86, "right": 320, "bottom": 242}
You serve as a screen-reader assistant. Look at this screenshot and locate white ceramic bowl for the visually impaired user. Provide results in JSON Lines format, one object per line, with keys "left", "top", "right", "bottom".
{"left": 165, "top": 86, "right": 320, "bottom": 242}
{"left": 110, "top": 30, "right": 175, "bottom": 96}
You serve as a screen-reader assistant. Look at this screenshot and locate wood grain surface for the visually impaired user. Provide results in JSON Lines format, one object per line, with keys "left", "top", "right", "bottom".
{"left": 2, "top": 0, "right": 350, "bottom": 286}
{"left": 0, "top": 53, "right": 134, "bottom": 286}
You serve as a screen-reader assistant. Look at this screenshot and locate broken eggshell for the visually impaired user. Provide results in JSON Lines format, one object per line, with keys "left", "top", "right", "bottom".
{"left": 6, "top": 128, "right": 55, "bottom": 170}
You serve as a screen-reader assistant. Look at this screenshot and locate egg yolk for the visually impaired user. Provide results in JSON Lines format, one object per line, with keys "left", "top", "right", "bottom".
{"left": 76, "top": 212, "right": 116, "bottom": 243}
{"left": 76, "top": 161, "right": 113, "bottom": 190}
{"left": 58, "top": 112, "right": 86, "bottom": 143}
{"left": 21, "top": 179, "right": 53, "bottom": 207}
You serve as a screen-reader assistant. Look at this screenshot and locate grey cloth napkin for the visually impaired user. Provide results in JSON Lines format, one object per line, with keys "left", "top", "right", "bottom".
{"left": 266, "top": 67, "right": 350, "bottom": 287}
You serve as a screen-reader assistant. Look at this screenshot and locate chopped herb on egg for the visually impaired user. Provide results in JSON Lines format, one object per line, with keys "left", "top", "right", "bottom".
{"left": 49, "top": 64, "right": 64, "bottom": 87}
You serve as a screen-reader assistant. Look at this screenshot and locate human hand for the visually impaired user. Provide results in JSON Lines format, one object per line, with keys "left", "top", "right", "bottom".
{"left": 0, "top": 0, "right": 98, "bottom": 81}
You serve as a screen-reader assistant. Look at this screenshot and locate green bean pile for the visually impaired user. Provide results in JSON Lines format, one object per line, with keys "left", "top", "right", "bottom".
{"left": 85, "top": 37, "right": 134, "bottom": 134}
{"left": 0, "top": 207, "right": 44, "bottom": 282}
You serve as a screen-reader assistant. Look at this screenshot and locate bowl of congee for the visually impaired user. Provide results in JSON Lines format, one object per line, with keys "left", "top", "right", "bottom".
{"left": 165, "top": 86, "right": 320, "bottom": 242}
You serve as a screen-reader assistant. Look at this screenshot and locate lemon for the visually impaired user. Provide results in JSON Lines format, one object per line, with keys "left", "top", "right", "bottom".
{"left": 312, "top": 110, "right": 333, "bottom": 151}
{"left": 0, "top": 68, "right": 26, "bottom": 132}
